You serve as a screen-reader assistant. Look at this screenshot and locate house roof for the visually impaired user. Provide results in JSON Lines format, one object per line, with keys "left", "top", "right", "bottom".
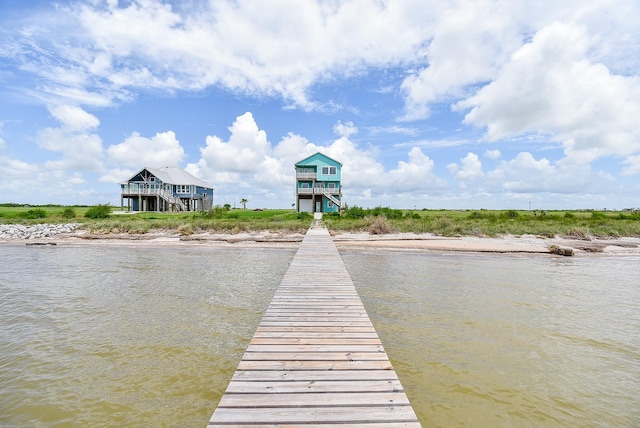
{"left": 125, "top": 167, "right": 213, "bottom": 189}
{"left": 295, "top": 151, "right": 342, "bottom": 167}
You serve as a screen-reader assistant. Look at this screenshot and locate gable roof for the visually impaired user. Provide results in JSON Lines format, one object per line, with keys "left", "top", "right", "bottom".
{"left": 124, "top": 167, "right": 213, "bottom": 189}
{"left": 295, "top": 151, "right": 342, "bottom": 167}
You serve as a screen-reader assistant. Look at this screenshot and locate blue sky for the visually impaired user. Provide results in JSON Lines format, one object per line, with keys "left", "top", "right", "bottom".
{"left": 1, "top": 0, "right": 639, "bottom": 210}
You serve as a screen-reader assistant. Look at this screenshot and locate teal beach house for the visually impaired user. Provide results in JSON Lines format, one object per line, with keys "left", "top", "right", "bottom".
{"left": 120, "top": 167, "right": 214, "bottom": 212}
{"left": 295, "top": 152, "right": 342, "bottom": 213}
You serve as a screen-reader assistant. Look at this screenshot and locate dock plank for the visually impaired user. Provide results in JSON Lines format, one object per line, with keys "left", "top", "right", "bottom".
{"left": 209, "top": 406, "right": 419, "bottom": 425}
{"left": 230, "top": 370, "right": 399, "bottom": 381}
{"left": 208, "top": 226, "right": 420, "bottom": 427}
{"left": 218, "top": 392, "right": 410, "bottom": 407}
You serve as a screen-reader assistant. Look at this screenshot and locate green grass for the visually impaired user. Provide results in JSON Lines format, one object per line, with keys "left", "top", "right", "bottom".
{"left": 323, "top": 208, "right": 640, "bottom": 238}
{"left": 0, "top": 204, "right": 93, "bottom": 221}
{"left": 2, "top": 204, "right": 639, "bottom": 238}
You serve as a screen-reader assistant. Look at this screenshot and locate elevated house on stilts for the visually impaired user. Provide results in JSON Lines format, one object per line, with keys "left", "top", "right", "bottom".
{"left": 120, "top": 167, "right": 214, "bottom": 212}
{"left": 295, "top": 152, "right": 342, "bottom": 213}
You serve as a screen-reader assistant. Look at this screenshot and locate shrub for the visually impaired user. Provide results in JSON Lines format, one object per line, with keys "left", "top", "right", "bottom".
{"left": 200, "top": 205, "right": 229, "bottom": 219}
{"left": 591, "top": 211, "right": 606, "bottom": 220}
{"left": 344, "top": 205, "right": 366, "bottom": 219}
{"left": 566, "top": 228, "right": 591, "bottom": 240}
{"left": 296, "top": 212, "right": 312, "bottom": 220}
{"left": 503, "top": 210, "right": 519, "bottom": 218}
{"left": 20, "top": 209, "right": 48, "bottom": 219}
{"left": 368, "top": 216, "right": 394, "bottom": 234}
{"left": 433, "top": 216, "right": 453, "bottom": 229}
{"left": 61, "top": 207, "right": 76, "bottom": 219}
{"left": 85, "top": 204, "right": 111, "bottom": 219}
{"left": 177, "top": 223, "right": 194, "bottom": 236}
{"left": 370, "top": 206, "right": 404, "bottom": 219}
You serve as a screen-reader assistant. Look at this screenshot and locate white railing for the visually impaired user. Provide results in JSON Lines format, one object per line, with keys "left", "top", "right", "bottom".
{"left": 297, "top": 187, "right": 340, "bottom": 195}
{"left": 296, "top": 172, "right": 317, "bottom": 179}
{"left": 323, "top": 187, "right": 340, "bottom": 195}
{"left": 121, "top": 187, "right": 164, "bottom": 196}
{"left": 323, "top": 191, "right": 342, "bottom": 207}
{"left": 157, "top": 189, "right": 187, "bottom": 211}
{"left": 122, "top": 187, "right": 187, "bottom": 211}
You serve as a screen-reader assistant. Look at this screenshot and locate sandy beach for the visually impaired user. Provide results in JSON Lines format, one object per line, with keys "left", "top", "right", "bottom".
{"left": 3, "top": 225, "right": 639, "bottom": 256}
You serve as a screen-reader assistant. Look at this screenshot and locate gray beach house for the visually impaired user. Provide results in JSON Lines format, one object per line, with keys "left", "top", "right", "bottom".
{"left": 120, "top": 167, "right": 214, "bottom": 212}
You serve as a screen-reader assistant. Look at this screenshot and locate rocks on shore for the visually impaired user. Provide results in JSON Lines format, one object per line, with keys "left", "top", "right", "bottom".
{"left": 0, "top": 223, "right": 79, "bottom": 240}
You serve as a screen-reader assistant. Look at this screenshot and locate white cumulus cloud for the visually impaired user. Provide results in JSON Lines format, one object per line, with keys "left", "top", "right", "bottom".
{"left": 192, "top": 112, "right": 269, "bottom": 181}
{"left": 486, "top": 152, "right": 613, "bottom": 194}
{"left": 457, "top": 21, "right": 640, "bottom": 163}
{"left": 448, "top": 152, "right": 484, "bottom": 181}
{"left": 621, "top": 155, "right": 640, "bottom": 177}
{"left": 106, "top": 130, "right": 185, "bottom": 169}
{"left": 36, "top": 105, "right": 104, "bottom": 172}
{"left": 49, "top": 104, "right": 99, "bottom": 131}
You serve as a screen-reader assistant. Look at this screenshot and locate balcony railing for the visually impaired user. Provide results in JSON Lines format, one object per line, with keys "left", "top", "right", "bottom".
{"left": 297, "top": 187, "right": 340, "bottom": 195}
{"left": 121, "top": 187, "right": 166, "bottom": 196}
{"left": 122, "top": 187, "right": 188, "bottom": 210}
{"left": 121, "top": 188, "right": 195, "bottom": 197}
{"left": 296, "top": 172, "right": 317, "bottom": 179}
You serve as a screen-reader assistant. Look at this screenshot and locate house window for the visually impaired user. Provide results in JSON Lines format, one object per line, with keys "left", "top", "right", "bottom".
{"left": 321, "top": 166, "right": 337, "bottom": 175}
{"left": 176, "top": 185, "right": 191, "bottom": 193}
{"left": 301, "top": 182, "right": 311, "bottom": 188}
{"left": 327, "top": 182, "right": 336, "bottom": 188}
{"left": 328, "top": 201, "right": 334, "bottom": 208}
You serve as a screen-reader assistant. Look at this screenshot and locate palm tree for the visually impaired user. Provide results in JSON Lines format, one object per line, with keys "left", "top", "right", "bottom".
{"left": 240, "top": 198, "right": 248, "bottom": 210}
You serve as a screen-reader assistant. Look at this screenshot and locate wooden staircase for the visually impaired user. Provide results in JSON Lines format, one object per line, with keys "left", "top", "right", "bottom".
{"left": 158, "top": 189, "right": 187, "bottom": 211}
{"left": 323, "top": 190, "right": 341, "bottom": 208}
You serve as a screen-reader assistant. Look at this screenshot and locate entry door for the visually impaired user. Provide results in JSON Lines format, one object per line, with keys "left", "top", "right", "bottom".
{"left": 315, "top": 201, "right": 321, "bottom": 212}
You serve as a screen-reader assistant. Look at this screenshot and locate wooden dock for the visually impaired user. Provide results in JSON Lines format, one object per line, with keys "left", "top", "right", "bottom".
{"left": 208, "top": 225, "right": 420, "bottom": 427}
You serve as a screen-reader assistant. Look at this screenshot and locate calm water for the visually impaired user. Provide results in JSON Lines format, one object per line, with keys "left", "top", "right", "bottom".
{"left": 1, "top": 245, "right": 639, "bottom": 427}
{"left": 342, "top": 251, "right": 640, "bottom": 427}
{"left": 0, "top": 245, "right": 294, "bottom": 427}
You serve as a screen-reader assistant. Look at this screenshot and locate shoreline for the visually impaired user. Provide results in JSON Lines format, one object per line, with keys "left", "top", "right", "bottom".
{"left": 2, "top": 226, "right": 640, "bottom": 256}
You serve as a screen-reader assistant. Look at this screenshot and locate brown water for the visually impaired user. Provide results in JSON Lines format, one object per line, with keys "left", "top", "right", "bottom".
{"left": 342, "top": 251, "right": 640, "bottom": 427}
{"left": 1, "top": 245, "right": 638, "bottom": 427}
{"left": 0, "top": 245, "right": 293, "bottom": 427}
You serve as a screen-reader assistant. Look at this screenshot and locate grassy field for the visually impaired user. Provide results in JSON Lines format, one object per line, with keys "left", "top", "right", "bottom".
{"left": 1, "top": 204, "right": 639, "bottom": 238}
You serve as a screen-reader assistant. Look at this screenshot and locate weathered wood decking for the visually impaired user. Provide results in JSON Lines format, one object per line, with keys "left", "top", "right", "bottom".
{"left": 208, "top": 225, "right": 420, "bottom": 427}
